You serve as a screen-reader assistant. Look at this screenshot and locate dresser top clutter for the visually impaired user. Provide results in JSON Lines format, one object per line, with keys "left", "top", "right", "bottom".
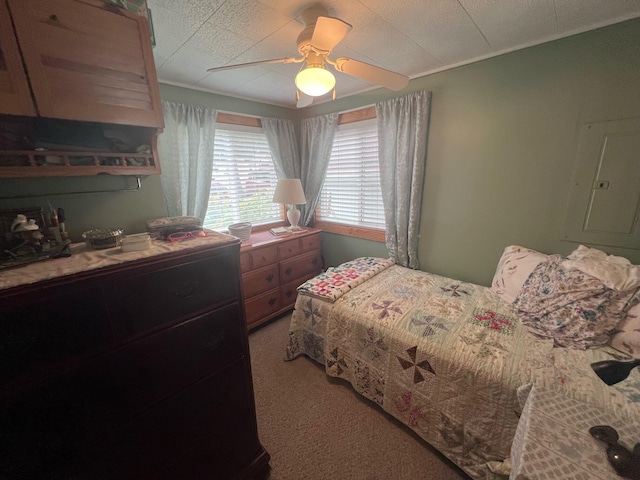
{"left": 0, "top": 0, "right": 164, "bottom": 177}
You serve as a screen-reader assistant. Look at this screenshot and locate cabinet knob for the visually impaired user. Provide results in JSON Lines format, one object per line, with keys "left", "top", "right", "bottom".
{"left": 268, "top": 297, "right": 276, "bottom": 306}
{"left": 285, "top": 267, "right": 292, "bottom": 275}
{"left": 266, "top": 273, "right": 274, "bottom": 283}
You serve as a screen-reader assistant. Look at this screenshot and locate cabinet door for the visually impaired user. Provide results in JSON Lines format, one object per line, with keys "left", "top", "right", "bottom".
{"left": 0, "top": 1, "right": 36, "bottom": 116}
{"left": 8, "top": 0, "right": 164, "bottom": 127}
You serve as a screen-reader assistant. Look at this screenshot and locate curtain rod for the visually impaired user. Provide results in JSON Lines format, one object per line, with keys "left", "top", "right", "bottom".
{"left": 0, "top": 176, "right": 141, "bottom": 200}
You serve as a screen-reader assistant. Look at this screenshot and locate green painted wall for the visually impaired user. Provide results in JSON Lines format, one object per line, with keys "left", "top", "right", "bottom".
{"left": 297, "top": 19, "right": 640, "bottom": 285}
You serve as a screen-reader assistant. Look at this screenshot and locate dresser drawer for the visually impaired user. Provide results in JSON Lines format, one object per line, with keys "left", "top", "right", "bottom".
{"left": 278, "top": 239, "right": 302, "bottom": 259}
{"left": 245, "top": 288, "right": 281, "bottom": 325}
{"left": 280, "top": 276, "right": 307, "bottom": 308}
{"left": 242, "top": 264, "right": 279, "bottom": 298}
{"left": 89, "top": 359, "right": 254, "bottom": 478}
{"left": 279, "top": 250, "right": 322, "bottom": 284}
{"left": 250, "top": 245, "right": 278, "bottom": 269}
{"left": 301, "top": 233, "right": 321, "bottom": 252}
{"left": 97, "top": 303, "right": 244, "bottom": 417}
{"left": 107, "top": 252, "right": 239, "bottom": 337}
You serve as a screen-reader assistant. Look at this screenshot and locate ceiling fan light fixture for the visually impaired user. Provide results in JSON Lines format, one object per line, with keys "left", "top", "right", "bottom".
{"left": 295, "top": 66, "right": 335, "bottom": 97}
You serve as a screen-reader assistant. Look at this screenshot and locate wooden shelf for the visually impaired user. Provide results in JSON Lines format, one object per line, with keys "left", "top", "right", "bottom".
{"left": 0, "top": 149, "right": 159, "bottom": 177}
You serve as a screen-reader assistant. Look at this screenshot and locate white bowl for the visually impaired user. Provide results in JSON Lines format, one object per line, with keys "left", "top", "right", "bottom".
{"left": 228, "top": 222, "right": 252, "bottom": 242}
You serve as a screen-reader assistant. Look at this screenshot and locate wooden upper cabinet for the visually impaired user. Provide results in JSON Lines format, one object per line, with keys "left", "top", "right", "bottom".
{"left": 0, "top": 1, "right": 36, "bottom": 116}
{"left": 7, "top": 0, "right": 164, "bottom": 128}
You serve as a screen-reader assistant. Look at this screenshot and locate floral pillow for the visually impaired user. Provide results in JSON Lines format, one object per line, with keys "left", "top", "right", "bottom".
{"left": 491, "top": 245, "right": 549, "bottom": 304}
{"left": 514, "top": 256, "right": 623, "bottom": 349}
{"left": 608, "top": 298, "right": 640, "bottom": 358}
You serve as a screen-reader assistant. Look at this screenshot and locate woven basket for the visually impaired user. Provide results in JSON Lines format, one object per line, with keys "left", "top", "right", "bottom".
{"left": 228, "top": 222, "right": 252, "bottom": 242}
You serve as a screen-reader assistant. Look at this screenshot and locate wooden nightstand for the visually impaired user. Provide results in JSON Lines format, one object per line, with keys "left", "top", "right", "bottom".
{"left": 240, "top": 228, "right": 322, "bottom": 331}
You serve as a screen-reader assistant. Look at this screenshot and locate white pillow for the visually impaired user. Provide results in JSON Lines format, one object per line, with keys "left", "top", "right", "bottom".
{"left": 562, "top": 245, "right": 640, "bottom": 292}
{"left": 491, "top": 245, "right": 549, "bottom": 303}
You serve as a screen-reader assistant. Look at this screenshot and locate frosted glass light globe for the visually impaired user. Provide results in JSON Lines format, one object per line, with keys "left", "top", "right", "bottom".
{"left": 295, "top": 67, "right": 335, "bottom": 96}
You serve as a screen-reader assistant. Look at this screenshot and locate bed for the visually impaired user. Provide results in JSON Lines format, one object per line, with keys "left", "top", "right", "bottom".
{"left": 284, "top": 248, "right": 640, "bottom": 479}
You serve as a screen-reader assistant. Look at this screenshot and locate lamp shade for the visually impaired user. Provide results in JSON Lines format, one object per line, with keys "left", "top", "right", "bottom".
{"left": 295, "top": 66, "right": 335, "bottom": 97}
{"left": 272, "top": 178, "right": 306, "bottom": 205}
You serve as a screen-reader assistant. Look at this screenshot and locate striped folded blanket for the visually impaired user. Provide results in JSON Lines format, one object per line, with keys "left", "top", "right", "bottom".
{"left": 297, "top": 257, "right": 395, "bottom": 302}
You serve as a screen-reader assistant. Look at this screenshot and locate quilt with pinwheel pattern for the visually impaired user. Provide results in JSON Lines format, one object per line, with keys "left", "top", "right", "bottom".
{"left": 285, "top": 262, "right": 640, "bottom": 479}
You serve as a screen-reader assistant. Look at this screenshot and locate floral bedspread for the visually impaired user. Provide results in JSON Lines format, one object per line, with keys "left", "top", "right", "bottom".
{"left": 285, "top": 265, "right": 640, "bottom": 480}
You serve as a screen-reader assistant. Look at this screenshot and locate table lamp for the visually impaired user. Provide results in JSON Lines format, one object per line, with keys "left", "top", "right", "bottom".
{"left": 272, "top": 178, "right": 307, "bottom": 231}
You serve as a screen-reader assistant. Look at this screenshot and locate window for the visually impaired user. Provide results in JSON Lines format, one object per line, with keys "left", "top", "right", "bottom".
{"left": 316, "top": 117, "right": 385, "bottom": 241}
{"left": 203, "top": 124, "right": 281, "bottom": 231}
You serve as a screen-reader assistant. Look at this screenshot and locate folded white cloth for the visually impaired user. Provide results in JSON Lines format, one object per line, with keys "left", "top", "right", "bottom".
{"left": 562, "top": 245, "right": 640, "bottom": 291}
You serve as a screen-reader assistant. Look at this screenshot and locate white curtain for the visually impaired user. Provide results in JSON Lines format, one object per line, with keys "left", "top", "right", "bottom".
{"left": 376, "top": 91, "right": 431, "bottom": 269}
{"left": 261, "top": 117, "right": 300, "bottom": 179}
{"left": 158, "top": 101, "right": 217, "bottom": 220}
{"left": 299, "top": 113, "right": 339, "bottom": 226}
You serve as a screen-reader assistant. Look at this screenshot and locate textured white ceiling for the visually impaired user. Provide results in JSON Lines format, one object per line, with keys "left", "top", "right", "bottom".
{"left": 148, "top": 0, "right": 640, "bottom": 108}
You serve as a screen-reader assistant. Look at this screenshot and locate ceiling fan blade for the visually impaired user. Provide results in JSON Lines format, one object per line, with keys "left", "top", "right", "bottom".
{"left": 332, "top": 57, "right": 409, "bottom": 91}
{"left": 207, "top": 57, "right": 300, "bottom": 73}
{"left": 310, "top": 16, "right": 352, "bottom": 53}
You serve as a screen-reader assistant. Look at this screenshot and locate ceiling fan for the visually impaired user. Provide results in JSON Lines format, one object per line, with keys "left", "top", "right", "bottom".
{"left": 206, "top": 6, "right": 409, "bottom": 107}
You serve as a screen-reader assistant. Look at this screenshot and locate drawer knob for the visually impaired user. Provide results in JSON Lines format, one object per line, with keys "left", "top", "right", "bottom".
{"left": 285, "top": 289, "right": 294, "bottom": 298}
{"left": 285, "top": 267, "right": 292, "bottom": 275}
{"left": 268, "top": 297, "right": 276, "bottom": 306}
{"left": 174, "top": 281, "right": 200, "bottom": 299}
{"left": 312, "top": 258, "right": 318, "bottom": 265}
{"left": 266, "top": 273, "right": 274, "bottom": 283}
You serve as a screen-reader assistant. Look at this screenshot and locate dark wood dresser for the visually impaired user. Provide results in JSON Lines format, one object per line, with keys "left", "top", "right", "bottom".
{"left": 240, "top": 228, "right": 322, "bottom": 331}
{"left": 0, "top": 235, "right": 269, "bottom": 479}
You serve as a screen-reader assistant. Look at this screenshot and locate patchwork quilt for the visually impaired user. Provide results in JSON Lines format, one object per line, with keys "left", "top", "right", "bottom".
{"left": 285, "top": 264, "right": 640, "bottom": 479}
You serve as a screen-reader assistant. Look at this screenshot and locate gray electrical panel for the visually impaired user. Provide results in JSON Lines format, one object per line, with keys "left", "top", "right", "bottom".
{"left": 563, "top": 118, "right": 640, "bottom": 250}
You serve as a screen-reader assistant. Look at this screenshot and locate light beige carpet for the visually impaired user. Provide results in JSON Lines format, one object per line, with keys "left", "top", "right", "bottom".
{"left": 248, "top": 313, "right": 471, "bottom": 480}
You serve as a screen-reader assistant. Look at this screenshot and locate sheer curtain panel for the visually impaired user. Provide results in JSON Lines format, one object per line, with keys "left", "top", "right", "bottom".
{"left": 376, "top": 91, "right": 431, "bottom": 269}
{"left": 158, "top": 101, "right": 217, "bottom": 219}
{"left": 261, "top": 117, "right": 300, "bottom": 179}
{"left": 299, "top": 113, "right": 339, "bottom": 226}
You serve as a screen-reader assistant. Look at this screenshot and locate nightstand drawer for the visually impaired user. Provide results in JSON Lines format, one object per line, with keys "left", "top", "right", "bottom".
{"left": 279, "top": 250, "right": 322, "bottom": 284}
{"left": 278, "top": 239, "right": 302, "bottom": 259}
{"left": 245, "top": 288, "right": 281, "bottom": 324}
{"left": 250, "top": 245, "right": 278, "bottom": 269}
{"left": 242, "top": 264, "right": 279, "bottom": 298}
{"left": 107, "top": 252, "right": 238, "bottom": 337}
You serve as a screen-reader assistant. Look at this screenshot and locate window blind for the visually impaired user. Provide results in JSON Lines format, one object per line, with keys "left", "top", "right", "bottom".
{"left": 317, "top": 119, "right": 385, "bottom": 229}
{"left": 203, "top": 126, "right": 281, "bottom": 231}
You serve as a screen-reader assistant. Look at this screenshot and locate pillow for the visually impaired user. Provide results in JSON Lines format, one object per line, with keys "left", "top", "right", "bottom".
{"left": 562, "top": 245, "right": 640, "bottom": 292}
{"left": 608, "top": 296, "right": 640, "bottom": 358}
{"left": 491, "top": 245, "right": 548, "bottom": 303}
{"left": 515, "top": 256, "right": 622, "bottom": 350}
